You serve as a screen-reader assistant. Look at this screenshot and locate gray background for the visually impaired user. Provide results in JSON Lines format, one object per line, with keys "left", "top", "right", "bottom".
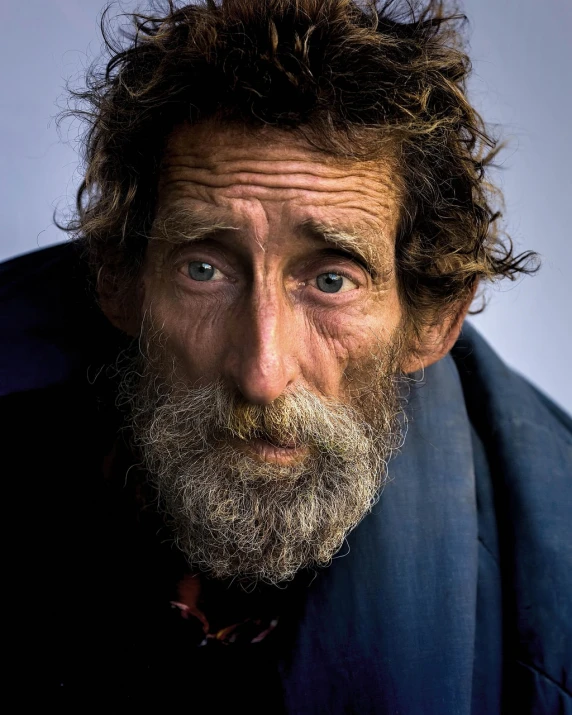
{"left": 1, "top": 0, "right": 570, "bottom": 413}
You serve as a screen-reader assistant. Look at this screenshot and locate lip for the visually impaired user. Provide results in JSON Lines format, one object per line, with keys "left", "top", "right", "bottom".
{"left": 235, "top": 436, "right": 310, "bottom": 466}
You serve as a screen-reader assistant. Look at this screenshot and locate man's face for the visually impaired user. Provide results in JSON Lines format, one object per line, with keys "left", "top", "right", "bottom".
{"left": 144, "top": 122, "right": 405, "bottom": 409}
{"left": 127, "top": 122, "right": 407, "bottom": 583}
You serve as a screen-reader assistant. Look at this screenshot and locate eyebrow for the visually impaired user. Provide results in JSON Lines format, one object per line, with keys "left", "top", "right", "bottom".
{"left": 149, "top": 207, "right": 239, "bottom": 244}
{"left": 300, "top": 219, "right": 390, "bottom": 280}
{"left": 150, "top": 208, "right": 392, "bottom": 281}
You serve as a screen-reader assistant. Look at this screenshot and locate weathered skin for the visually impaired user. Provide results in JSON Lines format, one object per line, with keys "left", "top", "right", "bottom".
{"left": 143, "top": 123, "right": 402, "bottom": 397}
{"left": 137, "top": 122, "right": 464, "bottom": 464}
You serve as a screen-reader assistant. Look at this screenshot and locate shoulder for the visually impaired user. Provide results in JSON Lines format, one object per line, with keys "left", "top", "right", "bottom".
{"left": 452, "top": 322, "right": 571, "bottom": 508}
{"left": 452, "top": 321, "right": 571, "bottom": 445}
{"left": 0, "top": 243, "right": 120, "bottom": 397}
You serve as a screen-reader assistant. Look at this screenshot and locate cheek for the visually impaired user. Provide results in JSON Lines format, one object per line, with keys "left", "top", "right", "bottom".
{"left": 142, "top": 277, "right": 233, "bottom": 379}
{"left": 301, "top": 292, "right": 403, "bottom": 394}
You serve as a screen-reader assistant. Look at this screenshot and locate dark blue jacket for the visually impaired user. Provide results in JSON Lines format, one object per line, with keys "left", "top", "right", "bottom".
{"left": 2, "top": 244, "right": 571, "bottom": 712}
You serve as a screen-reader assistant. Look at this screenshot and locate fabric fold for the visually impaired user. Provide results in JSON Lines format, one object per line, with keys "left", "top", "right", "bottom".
{"left": 279, "top": 354, "right": 480, "bottom": 714}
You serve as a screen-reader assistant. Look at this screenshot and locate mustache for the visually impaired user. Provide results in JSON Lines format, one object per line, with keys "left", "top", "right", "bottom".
{"left": 215, "top": 384, "right": 370, "bottom": 448}
{"left": 133, "top": 378, "right": 380, "bottom": 458}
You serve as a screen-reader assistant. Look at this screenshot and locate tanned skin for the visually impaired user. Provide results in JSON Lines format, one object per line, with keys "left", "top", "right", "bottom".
{"left": 107, "top": 122, "right": 471, "bottom": 464}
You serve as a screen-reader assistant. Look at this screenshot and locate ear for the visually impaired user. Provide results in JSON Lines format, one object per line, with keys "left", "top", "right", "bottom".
{"left": 97, "top": 270, "right": 143, "bottom": 338}
{"left": 401, "top": 282, "right": 478, "bottom": 374}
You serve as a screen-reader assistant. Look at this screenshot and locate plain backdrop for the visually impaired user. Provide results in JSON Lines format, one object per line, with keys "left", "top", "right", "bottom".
{"left": 1, "top": 0, "right": 571, "bottom": 413}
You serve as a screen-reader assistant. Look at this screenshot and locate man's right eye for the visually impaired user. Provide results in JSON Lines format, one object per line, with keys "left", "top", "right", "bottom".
{"left": 187, "top": 261, "right": 217, "bottom": 281}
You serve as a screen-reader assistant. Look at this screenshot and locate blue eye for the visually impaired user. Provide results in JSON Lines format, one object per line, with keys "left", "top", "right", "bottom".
{"left": 188, "top": 261, "right": 215, "bottom": 281}
{"left": 316, "top": 272, "right": 344, "bottom": 293}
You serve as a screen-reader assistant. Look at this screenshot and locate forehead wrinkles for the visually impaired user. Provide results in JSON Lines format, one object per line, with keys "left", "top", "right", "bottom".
{"left": 158, "top": 125, "right": 401, "bottom": 200}
{"left": 155, "top": 125, "right": 403, "bottom": 264}
{"left": 160, "top": 156, "right": 393, "bottom": 190}
{"left": 158, "top": 161, "right": 400, "bottom": 224}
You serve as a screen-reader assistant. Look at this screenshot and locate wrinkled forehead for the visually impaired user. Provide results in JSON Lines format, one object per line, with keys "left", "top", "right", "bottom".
{"left": 154, "top": 121, "right": 403, "bottom": 267}
{"left": 159, "top": 120, "right": 401, "bottom": 185}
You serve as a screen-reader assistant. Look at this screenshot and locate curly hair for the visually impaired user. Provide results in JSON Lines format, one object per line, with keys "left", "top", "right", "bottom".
{"left": 64, "top": 0, "right": 537, "bottom": 332}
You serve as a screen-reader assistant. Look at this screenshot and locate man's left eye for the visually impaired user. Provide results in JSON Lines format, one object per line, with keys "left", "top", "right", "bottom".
{"left": 315, "top": 272, "right": 356, "bottom": 294}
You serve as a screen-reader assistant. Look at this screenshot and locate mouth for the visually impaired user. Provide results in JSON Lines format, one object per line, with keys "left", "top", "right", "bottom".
{"left": 234, "top": 435, "right": 310, "bottom": 466}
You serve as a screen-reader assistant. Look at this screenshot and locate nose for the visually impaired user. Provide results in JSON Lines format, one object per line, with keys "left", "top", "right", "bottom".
{"left": 224, "top": 284, "right": 300, "bottom": 405}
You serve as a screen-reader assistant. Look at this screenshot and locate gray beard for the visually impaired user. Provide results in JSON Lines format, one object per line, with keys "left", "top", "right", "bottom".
{"left": 120, "top": 337, "right": 405, "bottom": 585}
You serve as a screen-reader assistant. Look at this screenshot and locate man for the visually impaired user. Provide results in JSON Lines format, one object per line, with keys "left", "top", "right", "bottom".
{"left": 2, "top": 0, "right": 570, "bottom": 711}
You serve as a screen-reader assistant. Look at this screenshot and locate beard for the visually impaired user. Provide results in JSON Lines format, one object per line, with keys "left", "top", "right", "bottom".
{"left": 120, "top": 325, "right": 406, "bottom": 585}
